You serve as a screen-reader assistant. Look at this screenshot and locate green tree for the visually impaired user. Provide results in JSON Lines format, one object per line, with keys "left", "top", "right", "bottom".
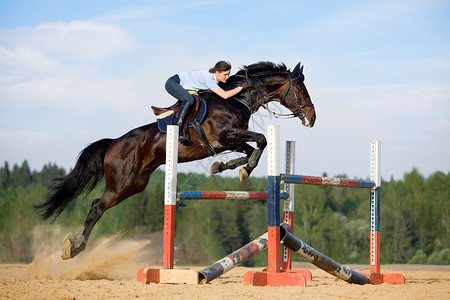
{"left": 11, "top": 161, "right": 32, "bottom": 187}
{"left": 33, "top": 163, "right": 66, "bottom": 187}
{"left": 0, "top": 162, "right": 11, "bottom": 189}
{"left": 146, "top": 180, "right": 164, "bottom": 232}
{"left": 425, "top": 172, "right": 450, "bottom": 250}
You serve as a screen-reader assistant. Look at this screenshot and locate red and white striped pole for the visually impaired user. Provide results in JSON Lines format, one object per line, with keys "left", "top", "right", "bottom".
{"left": 198, "top": 231, "right": 269, "bottom": 284}
{"left": 163, "top": 125, "right": 178, "bottom": 269}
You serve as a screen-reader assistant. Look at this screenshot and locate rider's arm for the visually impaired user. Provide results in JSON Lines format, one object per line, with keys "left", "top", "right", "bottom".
{"left": 212, "top": 86, "right": 244, "bottom": 99}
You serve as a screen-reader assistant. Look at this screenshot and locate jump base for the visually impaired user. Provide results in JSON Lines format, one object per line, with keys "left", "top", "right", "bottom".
{"left": 243, "top": 270, "right": 307, "bottom": 287}
{"left": 276, "top": 269, "right": 312, "bottom": 282}
{"left": 362, "top": 272, "right": 405, "bottom": 285}
{"left": 261, "top": 267, "right": 312, "bottom": 282}
{"left": 137, "top": 268, "right": 199, "bottom": 284}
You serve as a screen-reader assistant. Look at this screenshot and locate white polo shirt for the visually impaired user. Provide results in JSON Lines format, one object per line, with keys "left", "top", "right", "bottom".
{"left": 178, "top": 70, "right": 220, "bottom": 91}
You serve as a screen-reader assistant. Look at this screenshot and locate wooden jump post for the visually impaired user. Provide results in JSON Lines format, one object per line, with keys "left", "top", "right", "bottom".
{"left": 137, "top": 125, "right": 199, "bottom": 284}
{"left": 282, "top": 140, "right": 295, "bottom": 270}
{"left": 243, "top": 125, "right": 310, "bottom": 286}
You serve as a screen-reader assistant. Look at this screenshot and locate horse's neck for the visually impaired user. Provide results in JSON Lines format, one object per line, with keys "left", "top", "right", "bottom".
{"left": 241, "top": 87, "right": 279, "bottom": 114}
{"left": 224, "top": 74, "right": 285, "bottom": 113}
{"left": 234, "top": 96, "right": 254, "bottom": 113}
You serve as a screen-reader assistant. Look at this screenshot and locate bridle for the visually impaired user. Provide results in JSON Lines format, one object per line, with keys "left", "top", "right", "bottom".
{"left": 238, "top": 68, "right": 315, "bottom": 119}
{"left": 277, "top": 71, "right": 315, "bottom": 119}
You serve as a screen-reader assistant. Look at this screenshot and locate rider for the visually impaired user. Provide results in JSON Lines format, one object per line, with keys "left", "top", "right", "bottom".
{"left": 165, "top": 61, "right": 251, "bottom": 143}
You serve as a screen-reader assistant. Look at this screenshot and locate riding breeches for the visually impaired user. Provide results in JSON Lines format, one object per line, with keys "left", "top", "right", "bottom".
{"left": 165, "top": 75, "right": 195, "bottom": 105}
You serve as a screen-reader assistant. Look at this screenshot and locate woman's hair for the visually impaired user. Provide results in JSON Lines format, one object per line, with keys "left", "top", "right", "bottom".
{"left": 209, "top": 61, "right": 232, "bottom": 73}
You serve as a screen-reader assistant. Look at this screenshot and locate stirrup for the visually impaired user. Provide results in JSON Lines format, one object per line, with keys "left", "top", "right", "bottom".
{"left": 179, "top": 135, "right": 189, "bottom": 144}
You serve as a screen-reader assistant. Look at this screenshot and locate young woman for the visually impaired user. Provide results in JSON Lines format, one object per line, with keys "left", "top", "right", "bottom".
{"left": 165, "top": 61, "right": 250, "bottom": 143}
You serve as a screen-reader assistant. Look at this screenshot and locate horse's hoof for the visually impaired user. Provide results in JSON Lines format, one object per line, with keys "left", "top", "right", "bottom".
{"left": 61, "top": 232, "right": 87, "bottom": 260}
{"left": 210, "top": 162, "right": 223, "bottom": 174}
{"left": 61, "top": 234, "right": 73, "bottom": 260}
{"left": 239, "top": 167, "right": 249, "bottom": 182}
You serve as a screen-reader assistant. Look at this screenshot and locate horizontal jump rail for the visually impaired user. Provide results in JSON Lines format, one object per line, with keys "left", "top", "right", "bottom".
{"left": 281, "top": 174, "right": 375, "bottom": 189}
{"left": 198, "top": 231, "right": 269, "bottom": 284}
{"left": 177, "top": 191, "right": 289, "bottom": 201}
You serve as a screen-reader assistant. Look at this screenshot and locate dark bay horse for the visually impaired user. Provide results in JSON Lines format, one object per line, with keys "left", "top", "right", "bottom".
{"left": 34, "top": 61, "right": 316, "bottom": 259}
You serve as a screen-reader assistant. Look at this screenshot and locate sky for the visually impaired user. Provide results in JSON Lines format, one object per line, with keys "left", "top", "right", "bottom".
{"left": 0, "top": 0, "right": 449, "bottom": 182}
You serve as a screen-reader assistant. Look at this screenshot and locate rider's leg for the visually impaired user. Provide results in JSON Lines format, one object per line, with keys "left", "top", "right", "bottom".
{"left": 165, "top": 75, "right": 195, "bottom": 143}
{"left": 176, "top": 100, "right": 193, "bottom": 143}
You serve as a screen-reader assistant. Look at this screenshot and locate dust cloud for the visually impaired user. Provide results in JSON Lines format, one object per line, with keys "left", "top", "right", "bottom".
{"left": 29, "top": 224, "right": 159, "bottom": 280}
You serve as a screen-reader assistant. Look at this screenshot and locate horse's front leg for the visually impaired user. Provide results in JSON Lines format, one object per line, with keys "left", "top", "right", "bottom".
{"left": 238, "top": 132, "right": 267, "bottom": 181}
{"left": 214, "top": 130, "right": 267, "bottom": 181}
{"left": 210, "top": 143, "right": 254, "bottom": 175}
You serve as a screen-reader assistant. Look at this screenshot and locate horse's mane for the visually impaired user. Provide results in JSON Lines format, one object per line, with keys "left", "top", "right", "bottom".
{"left": 216, "top": 61, "right": 287, "bottom": 91}
{"left": 234, "top": 61, "right": 287, "bottom": 77}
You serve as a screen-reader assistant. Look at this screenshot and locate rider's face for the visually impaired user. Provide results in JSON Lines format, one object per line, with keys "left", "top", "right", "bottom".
{"left": 215, "top": 70, "right": 230, "bottom": 83}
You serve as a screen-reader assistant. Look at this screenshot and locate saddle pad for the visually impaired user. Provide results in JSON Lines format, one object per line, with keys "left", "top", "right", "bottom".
{"left": 156, "top": 99, "right": 208, "bottom": 133}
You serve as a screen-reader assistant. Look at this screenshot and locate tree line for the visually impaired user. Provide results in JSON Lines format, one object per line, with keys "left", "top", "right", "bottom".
{"left": 0, "top": 160, "right": 448, "bottom": 265}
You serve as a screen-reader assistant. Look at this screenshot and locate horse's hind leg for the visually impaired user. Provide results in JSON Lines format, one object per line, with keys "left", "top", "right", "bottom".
{"left": 61, "top": 191, "right": 118, "bottom": 260}
{"left": 61, "top": 170, "right": 152, "bottom": 259}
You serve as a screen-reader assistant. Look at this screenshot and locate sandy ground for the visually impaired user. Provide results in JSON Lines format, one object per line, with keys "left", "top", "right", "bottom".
{"left": 0, "top": 235, "right": 449, "bottom": 299}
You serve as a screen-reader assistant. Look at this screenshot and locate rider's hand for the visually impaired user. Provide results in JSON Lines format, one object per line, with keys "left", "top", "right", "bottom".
{"left": 241, "top": 80, "right": 252, "bottom": 89}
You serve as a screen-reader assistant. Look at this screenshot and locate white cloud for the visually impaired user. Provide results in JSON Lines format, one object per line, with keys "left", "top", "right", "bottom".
{"left": 0, "top": 73, "right": 150, "bottom": 113}
{"left": 0, "top": 20, "right": 134, "bottom": 62}
{"left": 0, "top": 46, "right": 64, "bottom": 76}
{"left": 0, "top": 20, "right": 143, "bottom": 113}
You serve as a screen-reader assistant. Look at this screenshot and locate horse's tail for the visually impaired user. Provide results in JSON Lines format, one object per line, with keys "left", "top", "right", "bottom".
{"left": 34, "top": 138, "right": 113, "bottom": 220}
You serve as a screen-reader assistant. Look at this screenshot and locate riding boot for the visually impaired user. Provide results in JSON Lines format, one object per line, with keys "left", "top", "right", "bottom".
{"left": 176, "top": 100, "right": 193, "bottom": 144}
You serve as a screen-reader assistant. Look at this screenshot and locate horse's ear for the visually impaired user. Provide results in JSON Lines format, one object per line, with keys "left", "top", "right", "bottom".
{"left": 292, "top": 62, "right": 302, "bottom": 76}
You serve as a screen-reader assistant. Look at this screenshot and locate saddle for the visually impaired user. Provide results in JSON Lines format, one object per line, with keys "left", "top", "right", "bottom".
{"left": 151, "top": 94, "right": 208, "bottom": 133}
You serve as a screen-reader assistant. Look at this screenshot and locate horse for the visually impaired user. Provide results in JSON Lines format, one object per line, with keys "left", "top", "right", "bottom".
{"left": 34, "top": 61, "right": 316, "bottom": 260}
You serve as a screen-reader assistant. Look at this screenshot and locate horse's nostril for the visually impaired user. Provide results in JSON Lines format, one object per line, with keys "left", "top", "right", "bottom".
{"left": 309, "top": 115, "right": 316, "bottom": 127}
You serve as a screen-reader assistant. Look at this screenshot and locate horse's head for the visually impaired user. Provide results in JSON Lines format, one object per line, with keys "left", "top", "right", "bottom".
{"left": 279, "top": 62, "right": 316, "bottom": 127}
{"left": 224, "top": 61, "right": 316, "bottom": 127}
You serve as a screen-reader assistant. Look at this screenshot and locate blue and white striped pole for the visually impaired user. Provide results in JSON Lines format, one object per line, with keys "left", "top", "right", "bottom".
{"left": 267, "top": 125, "right": 281, "bottom": 273}
{"left": 370, "top": 140, "right": 381, "bottom": 274}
